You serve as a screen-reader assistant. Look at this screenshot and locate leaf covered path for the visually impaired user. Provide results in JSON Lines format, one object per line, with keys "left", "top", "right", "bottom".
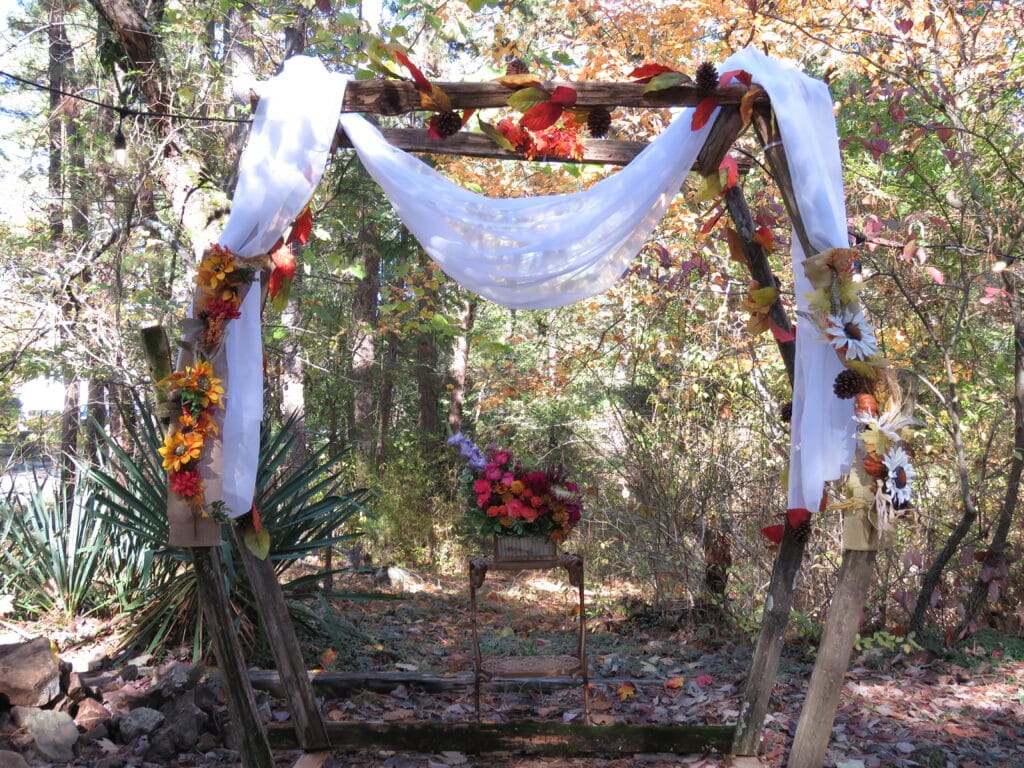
{"left": 305, "top": 568, "right": 1024, "bottom": 767}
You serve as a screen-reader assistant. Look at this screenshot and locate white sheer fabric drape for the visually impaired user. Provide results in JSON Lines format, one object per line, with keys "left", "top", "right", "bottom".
{"left": 213, "top": 49, "right": 855, "bottom": 523}
{"left": 213, "top": 56, "right": 347, "bottom": 517}
{"left": 337, "top": 47, "right": 856, "bottom": 512}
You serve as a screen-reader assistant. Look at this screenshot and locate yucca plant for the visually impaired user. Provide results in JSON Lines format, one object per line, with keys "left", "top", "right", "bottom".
{"left": 0, "top": 474, "right": 111, "bottom": 622}
{"left": 90, "top": 398, "right": 375, "bottom": 659}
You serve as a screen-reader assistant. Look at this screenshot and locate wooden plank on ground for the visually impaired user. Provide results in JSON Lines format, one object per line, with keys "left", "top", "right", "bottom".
{"left": 267, "top": 721, "right": 735, "bottom": 756}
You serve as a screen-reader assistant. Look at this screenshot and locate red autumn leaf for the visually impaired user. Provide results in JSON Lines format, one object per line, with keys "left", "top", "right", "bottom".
{"left": 549, "top": 86, "right": 577, "bottom": 107}
{"left": 388, "top": 46, "right": 432, "bottom": 93}
{"left": 268, "top": 243, "right": 296, "bottom": 300}
{"left": 895, "top": 18, "right": 913, "bottom": 34}
{"left": 691, "top": 96, "right": 718, "bottom": 130}
{"left": 760, "top": 524, "right": 784, "bottom": 544}
{"left": 520, "top": 100, "right": 564, "bottom": 131}
{"left": 719, "top": 155, "right": 739, "bottom": 190}
{"left": 786, "top": 508, "right": 810, "bottom": 528}
{"left": 767, "top": 317, "right": 796, "bottom": 343}
{"left": 935, "top": 125, "right": 954, "bottom": 143}
{"left": 315, "top": 0, "right": 331, "bottom": 10}
{"left": 250, "top": 503, "right": 263, "bottom": 532}
{"left": 753, "top": 225, "right": 774, "bottom": 251}
{"left": 699, "top": 206, "right": 725, "bottom": 235}
{"left": 719, "top": 69, "right": 752, "bottom": 87}
{"left": 973, "top": 550, "right": 991, "bottom": 563}
{"left": 696, "top": 673, "right": 715, "bottom": 687}
{"left": 427, "top": 114, "right": 445, "bottom": 140}
{"left": 628, "top": 62, "right": 677, "bottom": 83}
{"left": 925, "top": 265, "right": 945, "bottom": 284}
{"left": 288, "top": 206, "right": 313, "bottom": 247}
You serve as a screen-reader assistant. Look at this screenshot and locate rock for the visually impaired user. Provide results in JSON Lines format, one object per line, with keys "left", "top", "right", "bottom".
{"left": 118, "top": 707, "right": 164, "bottom": 741}
{"left": 159, "top": 690, "right": 206, "bottom": 752}
{"left": 10, "top": 707, "right": 79, "bottom": 762}
{"left": 119, "top": 665, "right": 139, "bottom": 682}
{"left": 142, "top": 728, "right": 177, "bottom": 763}
{"left": 195, "top": 731, "right": 218, "bottom": 753}
{"left": 0, "top": 751, "right": 30, "bottom": 768}
{"left": 0, "top": 638, "right": 62, "bottom": 707}
{"left": 150, "top": 662, "right": 201, "bottom": 702}
{"left": 75, "top": 697, "right": 111, "bottom": 731}
{"left": 94, "top": 757, "right": 126, "bottom": 768}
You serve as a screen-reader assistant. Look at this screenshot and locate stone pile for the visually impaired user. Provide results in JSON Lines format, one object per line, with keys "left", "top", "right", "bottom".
{"left": 0, "top": 638, "right": 263, "bottom": 767}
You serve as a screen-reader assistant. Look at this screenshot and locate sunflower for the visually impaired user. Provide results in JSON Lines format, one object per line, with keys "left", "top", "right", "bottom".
{"left": 826, "top": 307, "right": 878, "bottom": 361}
{"left": 159, "top": 430, "right": 204, "bottom": 472}
{"left": 197, "top": 245, "right": 236, "bottom": 294}
{"left": 185, "top": 361, "right": 225, "bottom": 408}
{"left": 882, "top": 445, "right": 916, "bottom": 506}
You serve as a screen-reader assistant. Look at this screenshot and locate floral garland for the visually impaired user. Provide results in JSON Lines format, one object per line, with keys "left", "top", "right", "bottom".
{"left": 157, "top": 244, "right": 256, "bottom": 512}
{"left": 803, "top": 247, "right": 918, "bottom": 533}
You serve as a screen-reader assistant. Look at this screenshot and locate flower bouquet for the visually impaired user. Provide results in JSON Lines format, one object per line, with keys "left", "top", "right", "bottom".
{"left": 447, "top": 433, "right": 583, "bottom": 549}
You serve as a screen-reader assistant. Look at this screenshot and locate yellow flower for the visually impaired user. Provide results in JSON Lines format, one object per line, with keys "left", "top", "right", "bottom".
{"left": 185, "top": 361, "right": 225, "bottom": 407}
{"left": 159, "top": 430, "right": 204, "bottom": 472}
{"left": 197, "top": 245, "right": 236, "bottom": 294}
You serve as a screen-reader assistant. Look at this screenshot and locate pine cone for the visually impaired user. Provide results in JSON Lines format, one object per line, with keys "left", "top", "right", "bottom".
{"left": 436, "top": 110, "right": 463, "bottom": 138}
{"left": 587, "top": 106, "right": 612, "bottom": 138}
{"left": 505, "top": 58, "right": 529, "bottom": 76}
{"left": 695, "top": 62, "right": 718, "bottom": 96}
{"left": 833, "top": 369, "right": 867, "bottom": 399}
{"left": 793, "top": 518, "right": 812, "bottom": 544}
{"left": 780, "top": 401, "right": 793, "bottom": 423}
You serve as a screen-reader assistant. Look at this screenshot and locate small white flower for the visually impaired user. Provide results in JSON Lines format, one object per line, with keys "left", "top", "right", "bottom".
{"left": 855, "top": 404, "right": 917, "bottom": 442}
{"left": 882, "top": 445, "right": 916, "bottom": 506}
{"left": 826, "top": 307, "right": 878, "bottom": 360}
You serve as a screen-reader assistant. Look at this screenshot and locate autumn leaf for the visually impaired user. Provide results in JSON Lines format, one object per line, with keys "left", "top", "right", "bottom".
{"left": 616, "top": 681, "right": 636, "bottom": 700}
{"left": 767, "top": 317, "right": 796, "bottom": 343}
{"left": 740, "top": 84, "right": 765, "bottom": 125}
{"left": 695, "top": 171, "right": 723, "bottom": 203}
{"left": 691, "top": 96, "right": 718, "bottom": 130}
{"left": 753, "top": 225, "right": 774, "bottom": 251}
{"left": 520, "top": 100, "right": 565, "bottom": 131}
{"left": 385, "top": 45, "right": 432, "bottom": 93}
{"left": 496, "top": 73, "right": 543, "bottom": 89}
{"left": 698, "top": 206, "right": 725, "bottom": 235}
{"left": 664, "top": 676, "right": 685, "bottom": 691}
{"left": 628, "top": 62, "right": 678, "bottom": 83}
{"left": 243, "top": 525, "right": 271, "bottom": 560}
{"left": 319, "top": 648, "right": 338, "bottom": 668}
{"left": 720, "top": 155, "right": 739, "bottom": 191}
{"left": 419, "top": 83, "right": 452, "bottom": 112}
{"left": 925, "top": 266, "right": 945, "bottom": 284}
{"left": 506, "top": 86, "right": 551, "bottom": 112}
{"left": 478, "top": 118, "right": 516, "bottom": 151}
{"left": 696, "top": 673, "right": 715, "bottom": 687}
{"left": 719, "top": 69, "right": 752, "bottom": 87}
{"left": 760, "top": 524, "right": 784, "bottom": 544}
{"left": 314, "top": 0, "right": 331, "bottom": 11}
{"left": 549, "top": 85, "right": 577, "bottom": 107}
{"left": 269, "top": 242, "right": 296, "bottom": 310}
{"left": 725, "top": 227, "right": 748, "bottom": 267}
{"left": 288, "top": 206, "right": 313, "bottom": 247}
{"left": 786, "top": 508, "right": 810, "bottom": 528}
{"left": 642, "top": 71, "right": 689, "bottom": 93}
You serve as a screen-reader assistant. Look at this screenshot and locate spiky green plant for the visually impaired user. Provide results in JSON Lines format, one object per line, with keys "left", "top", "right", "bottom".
{"left": 89, "top": 398, "right": 375, "bottom": 659}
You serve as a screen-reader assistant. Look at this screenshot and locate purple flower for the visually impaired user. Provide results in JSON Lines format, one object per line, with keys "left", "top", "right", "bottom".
{"left": 447, "top": 432, "right": 487, "bottom": 471}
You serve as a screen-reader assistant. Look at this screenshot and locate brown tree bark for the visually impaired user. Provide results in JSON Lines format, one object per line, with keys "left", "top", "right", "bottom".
{"left": 351, "top": 218, "right": 380, "bottom": 459}
{"left": 446, "top": 296, "right": 477, "bottom": 434}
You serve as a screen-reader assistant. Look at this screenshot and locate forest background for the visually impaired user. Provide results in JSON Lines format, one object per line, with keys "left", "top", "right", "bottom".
{"left": 0, "top": 0, "right": 1022, "bottom": 659}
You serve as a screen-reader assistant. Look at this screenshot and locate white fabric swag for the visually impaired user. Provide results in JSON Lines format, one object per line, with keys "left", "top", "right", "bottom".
{"left": 213, "top": 48, "right": 855, "bottom": 521}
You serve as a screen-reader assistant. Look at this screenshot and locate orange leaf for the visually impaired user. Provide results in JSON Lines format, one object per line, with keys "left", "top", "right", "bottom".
{"left": 752, "top": 225, "right": 774, "bottom": 251}
{"left": 786, "top": 508, "right": 810, "bottom": 528}
{"left": 740, "top": 84, "right": 764, "bottom": 125}
{"left": 496, "top": 73, "right": 543, "bottom": 89}
{"left": 725, "top": 226, "right": 748, "bottom": 267}
{"left": 269, "top": 243, "right": 296, "bottom": 301}
{"left": 616, "top": 682, "right": 636, "bottom": 701}
{"left": 664, "top": 676, "right": 684, "bottom": 690}
{"left": 419, "top": 83, "right": 452, "bottom": 112}
{"left": 691, "top": 96, "right": 718, "bottom": 130}
{"left": 288, "top": 207, "right": 313, "bottom": 247}
{"left": 520, "top": 101, "right": 564, "bottom": 131}
{"left": 250, "top": 504, "right": 262, "bottom": 532}
{"left": 761, "top": 524, "right": 784, "bottom": 544}
{"left": 628, "top": 62, "right": 677, "bottom": 83}
{"left": 549, "top": 86, "right": 577, "bottom": 107}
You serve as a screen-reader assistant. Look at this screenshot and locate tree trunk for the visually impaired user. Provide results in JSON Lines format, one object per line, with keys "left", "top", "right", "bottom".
{"left": 375, "top": 332, "right": 399, "bottom": 469}
{"left": 957, "top": 273, "right": 1024, "bottom": 636}
{"left": 446, "top": 296, "right": 477, "bottom": 434}
{"left": 351, "top": 219, "right": 380, "bottom": 459}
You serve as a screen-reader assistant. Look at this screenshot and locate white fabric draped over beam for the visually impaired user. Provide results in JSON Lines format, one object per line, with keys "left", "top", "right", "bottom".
{"left": 212, "top": 48, "right": 856, "bottom": 524}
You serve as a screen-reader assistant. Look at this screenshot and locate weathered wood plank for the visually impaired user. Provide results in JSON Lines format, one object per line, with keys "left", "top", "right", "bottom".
{"left": 341, "top": 79, "right": 765, "bottom": 116}
{"left": 787, "top": 549, "right": 877, "bottom": 768}
{"left": 231, "top": 525, "right": 329, "bottom": 750}
{"left": 267, "top": 721, "right": 735, "bottom": 756}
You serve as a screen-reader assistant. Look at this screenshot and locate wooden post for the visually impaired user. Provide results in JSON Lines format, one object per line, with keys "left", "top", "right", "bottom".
{"left": 786, "top": 549, "right": 876, "bottom": 767}
{"left": 731, "top": 106, "right": 821, "bottom": 756}
{"left": 140, "top": 325, "right": 275, "bottom": 768}
{"left": 231, "top": 523, "right": 329, "bottom": 750}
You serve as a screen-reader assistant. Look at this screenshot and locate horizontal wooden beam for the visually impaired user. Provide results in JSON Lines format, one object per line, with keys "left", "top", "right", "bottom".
{"left": 336, "top": 108, "right": 750, "bottom": 173}
{"left": 267, "top": 721, "right": 735, "bottom": 756}
{"left": 341, "top": 79, "right": 764, "bottom": 116}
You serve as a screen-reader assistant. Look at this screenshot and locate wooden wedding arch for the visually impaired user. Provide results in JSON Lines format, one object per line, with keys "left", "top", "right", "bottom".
{"left": 145, "top": 71, "right": 883, "bottom": 768}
